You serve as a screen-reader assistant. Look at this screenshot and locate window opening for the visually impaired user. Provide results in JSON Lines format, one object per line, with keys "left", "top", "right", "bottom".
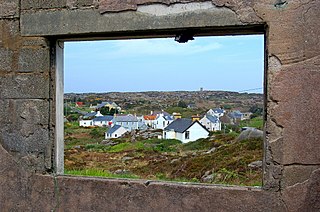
{"left": 63, "top": 35, "right": 265, "bottom": 186}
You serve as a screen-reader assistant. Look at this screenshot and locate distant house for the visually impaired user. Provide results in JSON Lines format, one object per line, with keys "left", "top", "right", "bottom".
{"left": 75, "top": 102, "right": 84, "bottom": 107}
{"left": 96, "top": 101, "right": 121, "bottom": 111}
{"left": 113, "top": 114, "right": 139, "bottom": 131}
{"left": 242, "top": 112, "right": 253, "bottom": 120}
{"left": 207, "top": 108, "right": 225, "bottom": 117}
{"left": 200, "top": 115, "right": 221, "bottom": 131}
{"left": 154, "top": 114, "right": 174, "bottom": 129}
{"left": 163, "top": 118, "right": 209, "bottom": 143}
{"left": 105, "top": 125, "right": 128, "bottom": 139}
{"left": 93, "top": 115, "right": 113, "bottom": 127}
{"left": 143, "top": 115, "right": 157, "bottom": 128}
{"left": 228, "top": 110, "right": 244, "bottom": 121}
{"left": 83, "top": 111, "right": 103, "bottom": 119}
{"left": 79, "top": 120, "right": 93, "bottom": 127}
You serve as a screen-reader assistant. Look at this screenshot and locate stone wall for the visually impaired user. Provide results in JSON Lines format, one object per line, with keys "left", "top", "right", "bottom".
{"left": 0, "top": 0, "right": 319, "bottom": 211}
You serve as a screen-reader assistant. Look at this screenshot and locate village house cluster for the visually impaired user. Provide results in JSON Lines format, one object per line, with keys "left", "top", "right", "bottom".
{"left": 76, "top": 102, "right": 252, "bottom": 143}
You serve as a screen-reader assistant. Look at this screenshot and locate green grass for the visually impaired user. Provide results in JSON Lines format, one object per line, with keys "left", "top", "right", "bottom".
{"left": 65, "top": 169, "right": 140, "bottom": 179}
{"left": 239, "top": 117, "right": 264, "bottom": 130}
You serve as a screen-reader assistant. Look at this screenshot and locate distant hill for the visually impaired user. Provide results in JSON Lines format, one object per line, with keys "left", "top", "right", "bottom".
{"left": 64, "top": 90, "right": 263, "bottom": 115}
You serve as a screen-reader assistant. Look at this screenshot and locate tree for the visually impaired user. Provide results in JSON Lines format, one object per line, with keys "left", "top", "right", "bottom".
{"left": 177, "top": 100, "right": 187, "bottom": 108}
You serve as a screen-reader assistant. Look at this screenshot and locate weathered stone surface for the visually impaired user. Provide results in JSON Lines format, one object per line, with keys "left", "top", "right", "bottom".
{"left": 1, "top": 0, "right": 320, "bottom": 210}
{"left": 0, "top": 48, "right": 13, "bottom": 72}
{"left": 299, "top": 168, "right": 320, "bottom": 211}
{"left": 0, "top": 0, "right": 19, "bottom": 18}
{"left": 98, "top": 0, "right": 204, "bottom": 13}
{"left": 0, "top": 19, "right": 21, "bottom": 50}
{"left": 20, "top": 5, "right": 246, "bottom": 36}
{"left": 21, "top": 0, "right": 67, "bottom": 10}
{"left": 18, "top": 47, "right": 50, "bottom": 73}
{"left": 0, "top": 145, "right": 55, "bottom": 211}
{"left": 282, "top": 168, "right": 320, "bottom": 212}
{"left": 57, "top": 176, "right": 285, "bottom": 211}
{"left": 282, "top": 165, "right": 320, "bottom": 188}
{"left": 270, "top": 67, "right": 320, "bottom": 165}
{"left": 0, "top": 73, "right": 50, "bottom": 99}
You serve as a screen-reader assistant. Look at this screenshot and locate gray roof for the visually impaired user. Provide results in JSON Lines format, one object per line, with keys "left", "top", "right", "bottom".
{"left": 93, "top": 115, "right": 113, "bottom": 122}
{"left": 164, "top": 116, "right": 174, "bottom": 121}
{"left": 96, "top": 102, "right": 109, "bottom": 109}
{"left": 164, "top": 118, "right": 208, "bottom": 133}
{"left": 107, "top": 125, "right": 122, "bottom": 134}
{"left": 96, "top": 101, "right": 118, "bottom": 109}
{"left": 83, "top": 112, "right": 97, "bottom": 119}
{"left": 206, "top": 115, "right": 220, "bottom": 123}
{"left": 228, "top": 111, "right": 243, "bottom": 119}
{"left": 212, "top": 108, "right": 224, "bottom": 113}
{"left": 114, "top": 114, "right": 138, "bottom": 122}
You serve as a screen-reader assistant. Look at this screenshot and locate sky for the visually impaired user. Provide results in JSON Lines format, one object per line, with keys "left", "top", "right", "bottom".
{"left": 64, "top": 35, "right": 264, "bottom": 93}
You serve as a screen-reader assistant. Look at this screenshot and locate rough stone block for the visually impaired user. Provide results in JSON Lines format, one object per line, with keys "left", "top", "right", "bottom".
{"left": 0, "top": 0, "right": 19, "bottom": 18}
{"left": 22, "top": 37, "right": 49, "bottom": 47}
{"left": 0, "top": 19, "right": 21, "bottom": 50}
{"left": 57, "top": 176, "right": 285, "bottom": 211}
{"left": 0, "top": 73, "right": 50, "bottom": 99}
{"left": 0, "top": 48, "right": 14, "bottom": 72}
{"left": 21, "top": 0, "right": 67, "bottom": 10}
{"left": 270, "top": 67, "right": 320, "bottom": 165}
{"left": 283, "top": 165, "right": 320, "bottom": 187}
{"left": 18, "top": 47, "right": 50, "bottom": 73}
{"left": 0, "top": 99, "right": 49, "bottom": 125}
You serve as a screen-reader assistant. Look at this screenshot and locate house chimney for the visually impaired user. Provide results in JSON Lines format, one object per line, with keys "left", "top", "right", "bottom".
{"left": 191, "top": 114, "right": 201, "bottom": 122}
{"left": 173, "top": 112, "right": 182, "bottom": 120}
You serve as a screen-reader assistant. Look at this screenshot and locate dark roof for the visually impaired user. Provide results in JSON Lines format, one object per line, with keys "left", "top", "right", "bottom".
{"left": 83, "top": 112, "right": 97, "bottom": 119}
{"left": 228, "top": 111, "right": 243, "bottom": 119}
{"left": 96, "top": 102, "right": 109, "bottom": 109}
{"left": 164, "top": 118, "right": 193, "bottom": 133}
{"left": 206, "top": 115, "right": 220, "bottom": 123}
{"left": 212, "top": 108, "right": 224, "bottom": 113}
{"left": 163, "top": 116, "right": 174, "bottom": 121}
{"left": 93, "top": 115, "right": 113, "bottom": 122}
{"left": 164, "top": 118, "right": 208, "bottom": 133}
{"left": 107, "top": 125, "right": 122, "bottom": 134}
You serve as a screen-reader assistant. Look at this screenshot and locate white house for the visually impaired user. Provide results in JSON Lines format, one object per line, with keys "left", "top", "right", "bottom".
{"left": 163, "top": 118, "right": 209, "bottom": 143}
{"left": 92, "top": 115, "right": 113, "bottom": 127}
{"left": 200, "top": 115, "right": 221, "bottom": 131}
{"left": 112, "top": 114, "right": 139, "bottom": 131}
{"left": 207, "top": 108, "right": 225, "bottom": 117}
{"left": 79, "top": 120, "right": 93, "bottom": 127}
{"left": 105, "top": 125, "right": 128, "bottom": 139}
{"left": 154, "top": 114, "right": 174, "bottom": 129}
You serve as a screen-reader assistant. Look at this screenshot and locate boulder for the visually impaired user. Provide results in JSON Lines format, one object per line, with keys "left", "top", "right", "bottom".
{"left": 237, "top": 128, "right": 263, "bottom": 141}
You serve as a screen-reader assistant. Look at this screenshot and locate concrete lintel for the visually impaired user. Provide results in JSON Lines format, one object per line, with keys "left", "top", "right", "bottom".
{"left": 20, "top": 7, "right": 251, "bottom": 37}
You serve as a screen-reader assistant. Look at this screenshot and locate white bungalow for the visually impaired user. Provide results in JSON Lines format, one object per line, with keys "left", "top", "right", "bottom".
{"left": 200, "top": 115, "right": 221, "bottom": 131}
{"left": 105, "top": 125, "right": 128, "bottom": 139}
{"left": 92, "top": 115, "right": 113, "bottom": 127}
{"left": 112, "top": 114, "right": 139, "bottom": 131}
{"left": 163, "top": 118, "right": 209, "bottom": 143}
{"left": 154, "top": 114, "right": 174, "bottom": 129}
{"left": 207, "top": 108, "right": 225, "bottom": 117}
{"left": 79, "top": 120, "right": 93, "bottom": 127}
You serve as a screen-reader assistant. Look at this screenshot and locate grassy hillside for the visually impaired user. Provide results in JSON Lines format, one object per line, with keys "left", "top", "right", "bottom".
{"left": 64, "top": 122, "right": 263, "bottom": 186}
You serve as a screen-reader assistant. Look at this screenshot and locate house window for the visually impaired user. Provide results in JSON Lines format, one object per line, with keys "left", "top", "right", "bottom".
{"left": 115, "top": 134, "right": 117, "bottom": 137}
{"left": 185, "top": 131, "right": 190, "bottom": 139}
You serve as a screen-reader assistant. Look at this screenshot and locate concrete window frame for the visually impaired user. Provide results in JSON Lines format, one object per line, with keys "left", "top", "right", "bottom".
{"left": 55, "top": 29, "right": 267, "bottom": 177}
{"left": 1, "top": 1, "right": 318, "bottom": 210}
